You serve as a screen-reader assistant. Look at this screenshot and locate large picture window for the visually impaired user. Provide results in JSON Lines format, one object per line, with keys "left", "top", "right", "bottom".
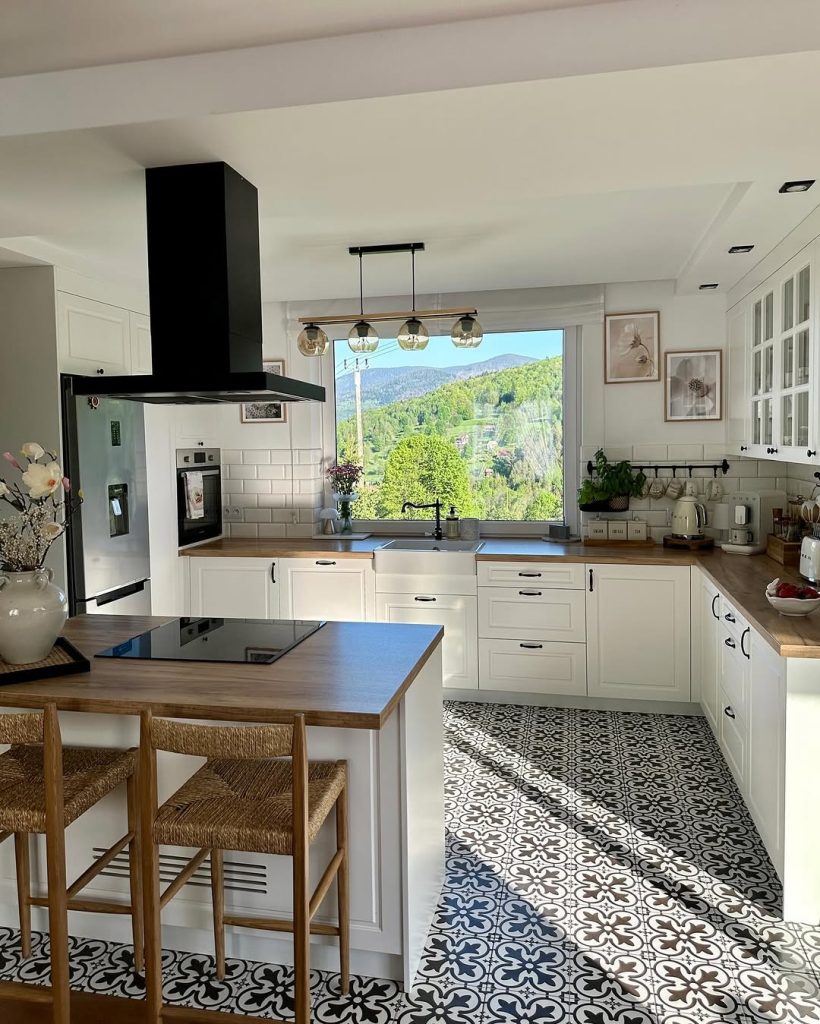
{"left": 332, "top": 329, "right": 565, "bottom": 523}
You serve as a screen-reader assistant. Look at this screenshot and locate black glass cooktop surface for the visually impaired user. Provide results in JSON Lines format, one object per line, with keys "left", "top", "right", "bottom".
{"left": 96, "top": 617, "right": 325, "bottom": 664}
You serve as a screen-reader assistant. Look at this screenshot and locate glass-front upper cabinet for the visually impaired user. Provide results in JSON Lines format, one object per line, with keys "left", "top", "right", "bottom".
{"left": 778, "top": 260, "right": 812, "bottom": 453}
{"left": 751, "top": 286, "right": 775, "bottom": 447}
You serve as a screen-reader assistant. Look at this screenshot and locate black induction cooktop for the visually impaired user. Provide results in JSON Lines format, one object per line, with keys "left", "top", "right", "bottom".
{"left": 95, "top": 617, "right": 325, "bottom": 664}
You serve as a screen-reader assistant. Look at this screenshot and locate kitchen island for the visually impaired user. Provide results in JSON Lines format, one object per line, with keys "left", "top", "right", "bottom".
{"left": 0, "top": 614, "right": 445, "bottom": 997}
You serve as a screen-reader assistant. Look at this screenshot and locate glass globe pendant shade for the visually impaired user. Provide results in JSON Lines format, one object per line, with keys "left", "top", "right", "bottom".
{"left": 397, "top": 316, "right": 430, "bottom": 351}
{"left": 451, "top": 314, "right": 484, "bottom": 348}
{"left": 348, "top": 320, "right": 379, "bottom": 353}
{"left": 296, "top": 323, "right": 329, "bottom": 356}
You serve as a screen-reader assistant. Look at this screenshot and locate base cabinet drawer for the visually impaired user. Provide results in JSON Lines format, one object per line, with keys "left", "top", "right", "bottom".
{"left": 477, "top": 561, "right": 585, "bottom": 590}
{"left": 719, "top": 692, "right": 747, "bottom": 792}
{"left": 478, "top": 587, "right": 586, "bottom": 642}
{"left": 479, "top": 639, "right": 587, "bottom": 696}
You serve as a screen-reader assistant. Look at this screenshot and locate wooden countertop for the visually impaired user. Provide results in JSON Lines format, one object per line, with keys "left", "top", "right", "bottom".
{"left": 184, "top": 538, "right": 383, "bottom": 559}
{"left": 0, "top": 615, "right": 443, "bottom": 728}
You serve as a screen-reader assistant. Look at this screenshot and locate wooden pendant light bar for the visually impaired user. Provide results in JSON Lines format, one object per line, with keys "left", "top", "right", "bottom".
{"left": 297, "top": 306, "right": 477, "bottom": 327}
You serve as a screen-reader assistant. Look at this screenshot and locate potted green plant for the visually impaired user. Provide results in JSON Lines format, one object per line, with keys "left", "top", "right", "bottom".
{"left": 578, "top": 449, "right": 646, "bottom": 513}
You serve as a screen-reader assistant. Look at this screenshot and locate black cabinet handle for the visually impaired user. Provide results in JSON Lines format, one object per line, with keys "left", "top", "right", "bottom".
{"left": 740, "top": 444, "right": 748, "bottom": 452}
{"left": 315, "top": 560, "right": 337, "bottom": 566}
{"left": 766, "top": 446, "right": 779, "bottom": 455}
{"left": 724, "top": 706, "right": 736, "bottom": 720}
{"left": 270, "top": 563, "right": 276, "bottom": 584}
{"left": 414, "top": 596, "right": 436, "bottom": 602}
{"left": 518, "top": 572, "right": 542, "bottom": 578}
{"left": 519, "top": 642, "right": 543, "bottom": 649}
{"left": 589, "top": 568, "right": 594, "bottom": 592}
{"left": 724, "top": 612, "right": 736, "bottom": 623}
{"left": 518, "top": 590, "right": 542, "bottom": 596}
{"left": 711, "top": 594, "right": 719, "bottom": 619}
{"left": 96, "top": 367, "right": 105, "bottom": 374}
{"left": 740, "top": 627, "right": 750, "bottom": 659}
{"left": 724, "top": 637, "right": 736, "bottom": 648}
{"left": 809, "top": 449, "right": 817, "bottom": 458}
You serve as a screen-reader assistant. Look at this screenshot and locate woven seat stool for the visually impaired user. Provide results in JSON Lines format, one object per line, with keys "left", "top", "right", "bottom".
{"left": 139, "top": 711, "right": 349, "bottom": 1024}
{"left": 0, "top": 704, "right": 143, "bottom": 1024}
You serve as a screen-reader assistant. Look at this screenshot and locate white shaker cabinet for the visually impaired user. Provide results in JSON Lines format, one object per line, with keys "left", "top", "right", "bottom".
{"left": 129, "top": 311, "right": 152, "bottom": 374}
{"left": 279, "top": 557, "right": 374, "bottom": 622}
{"left": 376, "top": 592, "right": 478, "bottom": 690}
{"left": 747, "top": 631, "right": 786, "bottom": 877}
{"left": 586, "top": 564, "right": 691, "bottom": 702}
{"left": 189, "top": 557, "right": 279, "bottom": 619}
{"left": 57, "top": 291, "right": 132, "bottom": 376}
{"left": 697, "top": 572, "right": 721, "bottom": 734}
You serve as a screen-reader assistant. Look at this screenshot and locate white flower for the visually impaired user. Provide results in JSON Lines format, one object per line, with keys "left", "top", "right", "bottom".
{"left": 41, "top": 522, "right": 64, "bottom": 541}
{"left": 22, "top": 461, "right": 62, "bottom": 499}
{"left": 0, "top": 481, "right": 7, "bottom": 498}
{"left": 20, "top": 442, "right": 45, "bottom": 461}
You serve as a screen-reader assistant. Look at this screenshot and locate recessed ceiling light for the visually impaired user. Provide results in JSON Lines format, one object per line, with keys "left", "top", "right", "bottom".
{"left": 728, "top": 245, "right": 755, "bottom": 254}
{"left": 779, "top": 180, "right": 815, "bottom": 193}
{"left": 699, "top": 283, "right": 720, "bottom": 290}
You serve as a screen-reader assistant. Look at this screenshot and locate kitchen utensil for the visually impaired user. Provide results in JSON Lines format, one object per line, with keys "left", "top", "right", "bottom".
{"left": 801, "top": 499, "right": 820, "bottom": 525}
{"left": 766, "top": 592, "right": 820, "bottom": 616}
{"left": 671, "top": 495, "right": 707, "bottom": 538}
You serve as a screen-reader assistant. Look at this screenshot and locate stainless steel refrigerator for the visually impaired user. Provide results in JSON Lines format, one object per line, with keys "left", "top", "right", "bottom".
{"left": 61, "top": 377, "right": 152, "bottom": 616}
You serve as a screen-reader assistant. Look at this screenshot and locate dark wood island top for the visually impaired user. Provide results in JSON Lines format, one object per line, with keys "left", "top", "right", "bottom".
{"left": 0, "top": 615, "right": 444, "bottom": 728}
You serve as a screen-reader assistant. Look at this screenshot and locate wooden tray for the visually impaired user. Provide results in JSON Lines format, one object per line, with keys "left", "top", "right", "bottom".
{"left": 0, "top": 637, "right": 90, "bottom": 686}
{"left": 662, "top": 534, "right": 715, "bottom": 550}
{"left": 583, "top": 538, "right": 655, "bottom": 547}
{"left": 766, "top": 533, "right": 801, "bottom": 567}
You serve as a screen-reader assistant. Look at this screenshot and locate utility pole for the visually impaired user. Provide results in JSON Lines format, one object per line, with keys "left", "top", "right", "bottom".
{"left": 344, "top": 357, "right": 368, "bottom": 467}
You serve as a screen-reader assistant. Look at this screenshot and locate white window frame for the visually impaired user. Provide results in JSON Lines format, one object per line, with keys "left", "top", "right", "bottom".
{"left": 320, "top": 325, "right": 580, "bottom": 537}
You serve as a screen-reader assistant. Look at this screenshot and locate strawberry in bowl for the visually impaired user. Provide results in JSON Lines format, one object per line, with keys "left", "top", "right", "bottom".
{"left": 766, "top": 578, "right": 820, "bottom": 616}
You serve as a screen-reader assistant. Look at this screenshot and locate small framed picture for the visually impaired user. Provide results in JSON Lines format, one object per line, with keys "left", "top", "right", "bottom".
{"left": 240, "top": 360, "right": 287, "bottom": 423}
{"left": 665, "top": 349, "right": 722, "bottom": 421}
{"left": 604, "top": 311, "right": 660, "bottom": 383}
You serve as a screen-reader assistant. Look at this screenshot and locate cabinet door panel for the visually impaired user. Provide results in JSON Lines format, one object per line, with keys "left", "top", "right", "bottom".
{"left": 280, "top": 560, "right": 372, "bottom": 622}
{"left": 57, "top": 292, "right": 131, "bottom": 375}
{"left": 376, "top": 593, "right": 477, "bottom": 690}
{"left": 129, "top": 311, "right": 152, "bottom": 374}
{"left": 478, "top": 587, "right": 586, "bottom": 642}
{"left": 586, "top": 564, "right": 690, "bottom": 701}
{"left": 719, "top": 693, "right": 747, "bottom": 792}
{"left": 477, "top": 561, "right": 585, "bottom": 590}
{"left": 699, "top": 576, "right": 720, "bottom": 735}
{"left": 189, "top": 557, "right": 277, "bottom": 618}
{"left": 748, "top": 634, "right": 786, "bottom": 877}
{"left": 479, "top": 639, "right": 586, "bottom": 696}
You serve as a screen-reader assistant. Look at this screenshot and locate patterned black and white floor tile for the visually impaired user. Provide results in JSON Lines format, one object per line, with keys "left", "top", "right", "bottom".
{"left": 1, "top": 702, "right": 820, "bottom": 1022}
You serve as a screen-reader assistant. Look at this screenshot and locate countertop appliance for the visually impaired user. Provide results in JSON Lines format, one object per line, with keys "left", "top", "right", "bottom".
{"left": 61, "top": 376, "right": 151, "bottom": 616}
{"left": 720, "top": 490, "right": 786, "bottom": 555}
{"left": 800, "top": 531, "right": 820, "bottom": 583}
{"left": 671, "top": 495, "right": 707, "bottom": 538}
{"left": 177, "top": 448, "right": 222, "bottom": 548}
{"left": 96, "top": 617, "right": 324, "bottom": 663}
{"left": 68, "top": 162, "right": 325, "bottom": 407}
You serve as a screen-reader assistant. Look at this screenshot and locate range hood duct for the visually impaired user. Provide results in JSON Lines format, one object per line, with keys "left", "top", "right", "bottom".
{"left": 70, "top": 161, "right": 325, "bottom": 405}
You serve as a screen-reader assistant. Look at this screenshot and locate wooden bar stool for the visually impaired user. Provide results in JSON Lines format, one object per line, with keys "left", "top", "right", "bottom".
{"left": 0, "top": 704, "right": 143, "bottom": 1024}
{"left": 139, "top": 711, "right": 349, "bottom": 1024}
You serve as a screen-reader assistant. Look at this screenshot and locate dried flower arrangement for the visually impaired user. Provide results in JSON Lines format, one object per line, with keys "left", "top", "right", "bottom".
{"left": 326, "top": 462, "right": 363, "bottom": 496}
{"left": 0, "top": 443, "right": 82, "bottom": 572}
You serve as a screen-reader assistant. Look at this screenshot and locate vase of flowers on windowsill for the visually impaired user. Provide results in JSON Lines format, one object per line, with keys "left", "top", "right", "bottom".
{"left": 327, "top": 462, "right": 364, "bottom": 535}
{"left": 0, "top": 443, "right": 82, "bottom": 664}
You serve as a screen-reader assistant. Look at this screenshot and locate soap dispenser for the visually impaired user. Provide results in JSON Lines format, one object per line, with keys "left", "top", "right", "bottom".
{"left": 446, "top": 506, "right": 460, "bottom": 539}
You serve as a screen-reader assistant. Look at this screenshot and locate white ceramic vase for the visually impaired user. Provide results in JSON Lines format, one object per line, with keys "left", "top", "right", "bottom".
{"left": 0, "top": 568, "right": 68, "bottom": 665}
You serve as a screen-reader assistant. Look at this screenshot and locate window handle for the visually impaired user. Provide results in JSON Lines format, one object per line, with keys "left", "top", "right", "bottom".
{"left": 518, "top": 590, "right": 542, "bottom": 596}
{"left": 414, "top": 596, "right": 436, "bottom": 602}
{"left": 315, "top": 560, "right": 337, "bottom": 566}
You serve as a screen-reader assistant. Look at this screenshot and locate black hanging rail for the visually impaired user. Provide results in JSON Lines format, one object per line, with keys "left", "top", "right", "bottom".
{"left": 586, "top": 458, "right": 731, "bottom": 479}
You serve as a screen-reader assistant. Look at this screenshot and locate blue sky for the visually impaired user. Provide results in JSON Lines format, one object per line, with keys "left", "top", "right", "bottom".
{"left": 334, "top": 329, "right": 563, "bottom": 376}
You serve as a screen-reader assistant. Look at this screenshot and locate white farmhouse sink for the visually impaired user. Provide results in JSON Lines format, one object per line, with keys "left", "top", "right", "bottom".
{"left": 374, "top": 538, "right": 483, "bottom": 575}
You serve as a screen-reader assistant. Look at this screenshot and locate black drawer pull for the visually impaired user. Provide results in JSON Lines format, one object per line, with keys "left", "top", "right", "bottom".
{"left": 518, "top": 572, "right": 542, "bottom": 578}
{"left": 724, "top": 612, "right": 736, "bottom": 623}
{"left": 518, "top": 590, "right": 542, "bottom": 596}
{"left": 711, "top": 594, "right": 719, "bottom": 619}
{"left": 808, "top": 449, "right": 817, "bottom": 458}
{"left": 724, "top": 706, "right": 736, "bottom": 720}
{"left": 414, "top": 596, "right": 436, "bottom": 602}
{"left": 589, "top": 568, "right": 594, "bottom": 592}
{"left": 724, "top": 637, "right": 736, "bottom": 648}
{"left": 315, "top": 560, "right": 337, "bottom": 566}
{"left": 519, "top": 642, "right": 543, "bottom": 649}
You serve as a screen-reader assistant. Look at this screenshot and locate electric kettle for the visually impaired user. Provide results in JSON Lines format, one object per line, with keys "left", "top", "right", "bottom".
{"left": 671, "top": 494, "right": 707, "bottom": 538}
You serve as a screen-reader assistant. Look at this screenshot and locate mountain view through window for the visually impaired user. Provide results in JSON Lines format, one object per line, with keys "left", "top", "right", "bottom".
{"left": 333, "top": 330, "right": 564, "bottom": 521}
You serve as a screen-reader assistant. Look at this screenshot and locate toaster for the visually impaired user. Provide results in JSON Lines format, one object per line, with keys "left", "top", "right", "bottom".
{"left": 800, "top": 533, "right": 820, "bottom": 583}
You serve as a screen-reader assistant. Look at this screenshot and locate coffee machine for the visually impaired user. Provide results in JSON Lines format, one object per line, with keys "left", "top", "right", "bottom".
{"left": 720, "top": 490, "right": 786, "bottom": 554}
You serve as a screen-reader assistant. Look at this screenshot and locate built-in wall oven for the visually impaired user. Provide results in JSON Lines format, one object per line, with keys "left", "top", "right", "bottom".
{"left": 176, "top": 448, "right": 222, "bottom": 547}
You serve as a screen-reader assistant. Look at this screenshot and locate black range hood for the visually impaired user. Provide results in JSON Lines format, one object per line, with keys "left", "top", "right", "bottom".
{"left": 72, "top": 161, "right": 325, "bottom": 405}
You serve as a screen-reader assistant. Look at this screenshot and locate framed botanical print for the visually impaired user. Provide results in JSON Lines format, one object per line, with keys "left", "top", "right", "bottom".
{"left": 665, "top": 349, "right": 722, "bottom": 421}
{"left": 604, "top": 311, "right": 660, "bottom": 383}
{"left": 240, "top": 360, "right": 287, "bottom": 423}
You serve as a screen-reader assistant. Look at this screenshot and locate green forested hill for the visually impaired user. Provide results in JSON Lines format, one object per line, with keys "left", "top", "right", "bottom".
{"left": 337, "top": 356, "right": 563, "bottom": 521}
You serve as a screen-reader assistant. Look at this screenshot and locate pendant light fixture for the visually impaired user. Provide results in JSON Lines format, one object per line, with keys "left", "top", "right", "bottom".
{"left": 296, "top": 322, "right": 329, "bottom": 356}
{"left": 397, "top": 246, "right": 429, "bottom": 351}
{"left": 348, "top": 250, "right": 379, "bottom": 354}
{"left": 297, "top": 241, "right": 482, "bottom": 355}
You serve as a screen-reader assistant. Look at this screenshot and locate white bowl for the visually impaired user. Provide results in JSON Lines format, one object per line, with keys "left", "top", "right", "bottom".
{"left": 766, "top": 593, "right": 820, "bottom": 617}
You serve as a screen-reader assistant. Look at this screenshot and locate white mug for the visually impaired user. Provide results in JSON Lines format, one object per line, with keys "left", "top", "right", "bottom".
{"left": 666, "top": 479, "right": 684, "bottom": 501}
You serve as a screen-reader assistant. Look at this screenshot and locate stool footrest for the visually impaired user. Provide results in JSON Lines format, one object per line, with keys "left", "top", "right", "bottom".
{"left": 29, "top": 895, "right": 133, "bottom": 915}
{"left": 223, "top": 912, "right": 340, "bottom": 937}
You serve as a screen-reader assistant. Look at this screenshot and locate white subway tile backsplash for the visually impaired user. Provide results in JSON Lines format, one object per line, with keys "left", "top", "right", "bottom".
{"left": 244, "top": 509, "right": 273, "bottom": 523}
{"left": 227, "top": 464, "right": 257, "bottom": 480}
{"left": 232, "top": 493, "right": 258, "bottom": 508}
{"left": 269, "top": 480, "right": 292, "bottom": 494}
{"left": 222, "top": 480, "right": 244, "bottom": 495}
{"left": 257, "top": 493, "right": 287, "bottom": 508}
{"left": 229, "top": 524, "right": 258, "bottom": 538}
{"left": 257, "top": 523, "right": 287, "bottom": 538}
{"left": 667, "top": 444, "right": 704, "bottom": 461}
{"left": 257, "top": 464, "right": 287, "bottom": 480}
{"left": 223, "top": 450, "right": 242, "bottom": 464}
{"left": 632, "top": 444, "right": 668, "bottom": 462}
{"left": 243, "top": 479, "right": 272, "bottom": 494}
{"left": 293, "top": 465, "right": 318, "bottom": 480}
{"left": 269, "top": 451, "right": 293, "bottom": 465}
{"left": 285, "top": 524, "right": 314, "bottom": 538}
{"left": 296, "top": 449, "right": 323, "bottom": 464}
{"left": 242, "top": 451, "right": 271, "bottom": 464}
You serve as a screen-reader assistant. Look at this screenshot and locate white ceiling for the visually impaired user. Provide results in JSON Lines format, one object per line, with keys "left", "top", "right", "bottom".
{"left": 1, "top": 3, "right": 820, "bottom": 303}
{"left": 0, "top": 0, "right": 618, "bottom": 77}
